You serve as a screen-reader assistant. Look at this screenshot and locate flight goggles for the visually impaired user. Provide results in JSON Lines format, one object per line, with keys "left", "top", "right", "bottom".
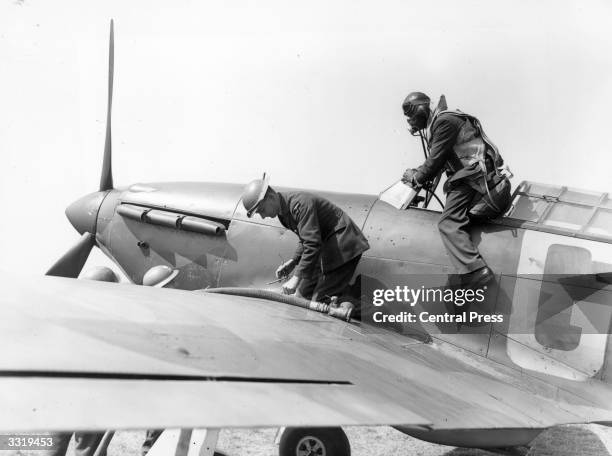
{"left": 403, "top": 102, "right": 427, "bottom": 117}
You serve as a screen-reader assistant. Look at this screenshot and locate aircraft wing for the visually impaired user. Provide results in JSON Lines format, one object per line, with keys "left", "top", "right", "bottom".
{"left": 0, "top": 275, "right": 611, "bottom": 433}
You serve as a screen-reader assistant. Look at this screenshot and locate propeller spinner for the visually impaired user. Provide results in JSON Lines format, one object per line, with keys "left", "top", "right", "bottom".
{"left": 47, "top": 20, "right": 115, "bottom": 278}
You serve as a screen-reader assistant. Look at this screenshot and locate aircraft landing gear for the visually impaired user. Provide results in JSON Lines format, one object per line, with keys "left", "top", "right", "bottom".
{"left": 278, "top": 427, "right": 350, "bottom": 456}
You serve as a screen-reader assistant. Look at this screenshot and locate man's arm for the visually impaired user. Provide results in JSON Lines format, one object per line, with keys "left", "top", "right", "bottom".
{"left": 292, "top": 242, "right": 304, "bottom": 264}
{"left": 276, "top": 242, "right": 303, "bottom": 279}
{"left": 412, "top": 117, "right": 460, "bottom": 185}
{"left": 291, "top": 198, "right": 322, "bottom": 279}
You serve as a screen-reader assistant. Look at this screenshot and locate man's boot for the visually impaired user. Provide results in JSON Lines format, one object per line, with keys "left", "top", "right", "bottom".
{"left": 460, "top": 266, "right": 494, "bottom": 289}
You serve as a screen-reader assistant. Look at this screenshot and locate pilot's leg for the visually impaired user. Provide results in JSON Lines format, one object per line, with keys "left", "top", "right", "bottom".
{"left": 438, "top": 184, "right": 486, "bottom": 274}
{"left": 311, "top": 255, "right": 362, "bottom": 303}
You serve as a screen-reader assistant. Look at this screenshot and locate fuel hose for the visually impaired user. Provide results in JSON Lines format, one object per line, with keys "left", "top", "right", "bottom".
{"left": 203, "top": 287, "right": 353, "bottom": 321}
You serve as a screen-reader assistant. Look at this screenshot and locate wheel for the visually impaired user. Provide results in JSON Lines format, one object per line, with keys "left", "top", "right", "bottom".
{"left": 278, "top": 427, "right": 350, "bottom": 456}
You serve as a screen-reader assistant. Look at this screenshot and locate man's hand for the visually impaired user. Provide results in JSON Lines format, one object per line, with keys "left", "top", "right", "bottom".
{"left": 401, "top": 168, "right": 419, "bottom": 188}
{"left": 276, "top": 259, "right": 296, "bottom": 279}
{"left": 281, "top": 275, "right": 301, "bottom": 295}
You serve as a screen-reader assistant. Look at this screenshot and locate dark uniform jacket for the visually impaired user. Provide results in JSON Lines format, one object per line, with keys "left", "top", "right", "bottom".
{"left": 277, "top": 191, "right": 370, "bottom": 278}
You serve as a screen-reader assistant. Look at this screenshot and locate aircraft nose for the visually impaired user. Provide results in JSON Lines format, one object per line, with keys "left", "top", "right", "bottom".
{"left": 65, "top": 191, "right": 108, "bottom": 235}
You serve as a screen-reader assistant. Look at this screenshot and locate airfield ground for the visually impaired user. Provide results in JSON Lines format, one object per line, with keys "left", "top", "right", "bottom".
{"left": 13, "top": 424, "right": 612, "bottom": 455}
{"left": 99, "top": 427, "right": 509, "bottom": 456}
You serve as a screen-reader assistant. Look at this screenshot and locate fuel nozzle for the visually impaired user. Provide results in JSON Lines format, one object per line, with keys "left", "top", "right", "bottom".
{"left": 326, "top": 296, "right": 354, "bottom": 322}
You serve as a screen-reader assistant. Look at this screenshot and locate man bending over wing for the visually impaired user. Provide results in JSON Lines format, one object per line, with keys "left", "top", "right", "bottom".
{"left": 241, "top": 174, "right": 369, "bottom": 303}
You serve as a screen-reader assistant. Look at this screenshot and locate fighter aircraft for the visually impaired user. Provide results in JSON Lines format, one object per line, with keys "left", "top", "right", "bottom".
{"left": 2, "top": 20, "right": 612, "bottom": 456}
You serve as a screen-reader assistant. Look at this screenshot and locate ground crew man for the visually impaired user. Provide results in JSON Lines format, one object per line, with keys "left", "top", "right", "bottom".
{"left": 241, "top": 174, "right": 369, "bottom": 302}
{"left": 401, "top": 92, "right": 512, "bottom": 287}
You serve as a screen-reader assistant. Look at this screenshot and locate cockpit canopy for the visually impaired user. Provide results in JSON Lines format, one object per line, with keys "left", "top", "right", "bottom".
{"left": 506, "top": 181, "right": 612, "bottom": 238}
{"left": 379, "top": 179, "right": 612, "bottom": 241}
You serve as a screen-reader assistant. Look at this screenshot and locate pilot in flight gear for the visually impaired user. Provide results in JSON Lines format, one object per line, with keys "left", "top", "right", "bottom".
{"left": 401, "top": 92, "right": 512, "bottom": 287}
{"left": 50, "top": 268, "right": 119, "bottom": 456}
{"left": 242, "top": 174, "right": 369, "bottom": 303}
{"left": 140, "top": 265, "right": 180, "bottom": 456}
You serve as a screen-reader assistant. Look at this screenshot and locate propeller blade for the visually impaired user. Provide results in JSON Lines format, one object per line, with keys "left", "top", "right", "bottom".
{"left": 99, "top": 19, "right": 114, "bottom": 191}
{"left": 46, "top": 233, "right": 96, "bottom": 278}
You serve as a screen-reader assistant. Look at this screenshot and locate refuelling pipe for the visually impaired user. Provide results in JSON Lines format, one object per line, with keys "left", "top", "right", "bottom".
{"left": 203, "top": 287, "right": 354, "bottom": 321}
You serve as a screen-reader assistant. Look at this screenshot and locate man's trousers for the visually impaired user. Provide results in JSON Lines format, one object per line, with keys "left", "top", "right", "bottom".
{"left": 297, "top": 255, "right": 362, "bottom": 303}
{"left": 438, "top": 184, "right": 487, "bottom": 274}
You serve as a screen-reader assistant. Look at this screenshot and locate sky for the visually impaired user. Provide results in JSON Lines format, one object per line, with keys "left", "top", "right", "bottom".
{"left": 1, "top": 0, "right": 612, "bottom": 277}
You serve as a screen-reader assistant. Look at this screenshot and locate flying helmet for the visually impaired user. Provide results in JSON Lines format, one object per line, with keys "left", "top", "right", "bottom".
{"left": 143, "top": 265, "right": 179, "bottom": 288}
{"left": 242, "top": 173, "right": 270, "bottom": 218}
{"left": 80, "top": 266, "right": 119, "bottom": 283}
{"left": 402, "top": 91, "right": 431, "bottom": 116}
